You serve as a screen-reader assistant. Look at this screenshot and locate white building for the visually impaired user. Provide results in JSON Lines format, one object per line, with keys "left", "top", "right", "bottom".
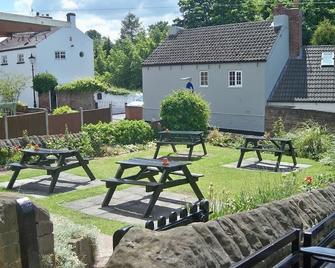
{"left": 0, "top": 13, "right": 94, "bottom": 107}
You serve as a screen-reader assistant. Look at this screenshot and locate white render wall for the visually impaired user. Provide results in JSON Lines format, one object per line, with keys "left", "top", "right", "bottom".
{"left": 0, "top": 25, "right": 93, "bottom": 107}
{"left": 143, "top": 62, "right": 266, "bottom": 132}
{"left": 0, "top": 47, "right": 37, "bottom": 106}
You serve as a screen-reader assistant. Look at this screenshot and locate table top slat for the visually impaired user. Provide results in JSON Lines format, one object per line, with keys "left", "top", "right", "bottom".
{"left": 158, "top": 130, "right": 203, "bottom": 135}
{"left": 22, "top": 148, "right": 77, "bottom": 155}
{"left": 117, "top": 158, "right": 190, "bottom": 168}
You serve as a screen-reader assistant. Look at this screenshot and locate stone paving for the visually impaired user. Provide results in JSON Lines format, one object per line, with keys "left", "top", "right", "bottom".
{"left": 224, "top": 157, "right": 310, "bottom": 173}
{"left": 64, "top": 186, "right": 198, "bottom": 225}
{"left": 0, "top": 173, "right": 104, "bottom": 198}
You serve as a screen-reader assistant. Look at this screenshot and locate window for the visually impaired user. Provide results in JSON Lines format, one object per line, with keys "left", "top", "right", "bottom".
{"left": 97, "top": 92, "right": 102, "bottom": 100}
{"left": 55, "top": 51, "right": 66, "bottom": 59}
{"left": 228, "top": 71, "right": 242, "bottom": 87}
{"left": 17, "top": 53, "right": 24, "bottom": 64}
{"left": 321, "top": 52, "right": 334, "bottom": 67}
{"left": 1, "top": 55, "right": 8, "bottom": 65}
{"left": 79, "top": 51, "right": 84, "bottom": 57}
{"left": 200, "top": 71, "right": 208, "bottom": 87}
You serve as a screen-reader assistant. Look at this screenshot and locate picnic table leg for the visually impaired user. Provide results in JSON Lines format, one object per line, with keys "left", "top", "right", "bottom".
{"left": 182, "top": 166, "right": 204, "bottom": 200}
{"left": 144, "top": 188, "right": 162, "bottom": 218}
{"left": 201, "top": 140, "right": 207, "bottom": 156}
{"left": 49, "top": 170, "right": 60, "bottom": 193}
{"left": 275, "top": 153, "right": 282, "bottom": 172}
{"left": 188, "top": 145, "right": 194, "bottom": 160}
{"left": 7, "top": 169, "right": 21, "bottom": 189}
{"left": 252, "top": 141, "right": 262, "bottom": 161}
{"left": 171, "top": 144, "right": 177, "bottom": 153}
{"left": 237, "top": 150, "right": 245, "bottom": 168}
{"left": 102, "top": 185, "right": 118, "bottom": 207}
{"left": 153, "top": 144, "right": 161, "bottom": 159}
{"left": 289, "top": 142, "right": 297, "bottom": 166}
{"left": 75, "top": 153, "right": 96, "bottom": 181}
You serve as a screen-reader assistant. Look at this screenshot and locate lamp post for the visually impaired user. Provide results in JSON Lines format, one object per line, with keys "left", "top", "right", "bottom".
{"left": 28, "top": 53, "right": 36, "bottom": 108}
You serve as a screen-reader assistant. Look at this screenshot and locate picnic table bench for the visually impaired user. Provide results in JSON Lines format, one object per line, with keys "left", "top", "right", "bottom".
{"left": 237, "top": 135, "right": 297, "bottom": 172}
{"left": 7, "top": 148, "right": 96, "bottom": 193}
{"left": 154, "top": 130, "right": 207, "bottom": 160}
{"left": 102, "top": 157, "right": 204, "bottom": 218}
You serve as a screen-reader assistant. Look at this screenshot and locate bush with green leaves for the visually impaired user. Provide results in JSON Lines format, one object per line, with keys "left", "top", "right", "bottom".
{"left": 0, "top": 73, "right": 26, "bottom": 103}
{"left": 207, "top": 129, "right": 243, "bottom": 147}
{"left": 288, "top": 120, "right": 333, "bottom": 160}
{"left": 52, "top": 105, "right": 77, "bottom": 115}
{"left": 272, "top": 117, "right": 286, "bottom": 137}
{"left": 82, "top": 120, "right": 154, "bottom": 147}
{"left": 33, "top": 72, "right": 58, "bottom": 94}
{"left": 321, "top": 141, "right": 335, "bottom": 169}
{"left": 57, "top": 78, "right": 108, "bottom": 93}
{"left": 160, "top": 90, "right": 210, "bottom": 132}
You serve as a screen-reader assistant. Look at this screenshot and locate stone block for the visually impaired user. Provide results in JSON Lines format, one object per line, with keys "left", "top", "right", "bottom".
{"left": 36, "top": 221, "right": 53, "bottom": 237}
{"left": 69, "top": 236, "right": 95, "bottom": 268}
{"left": 0, "top": 230, "right": 20, "bottom": 247}
{"left": 38, "top": 234, "right": 54, "bottom": 255}
{"left": 0, "top": 243, "right": 21, "bottom": 266}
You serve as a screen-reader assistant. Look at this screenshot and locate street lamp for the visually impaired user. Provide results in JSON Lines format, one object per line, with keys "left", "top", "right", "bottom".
{"left": 28, "top": 53, "right": 37, "bottom": 108}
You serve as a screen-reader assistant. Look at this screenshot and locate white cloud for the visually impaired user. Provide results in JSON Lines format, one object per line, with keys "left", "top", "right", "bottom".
{"left": 13, "top": 0, "right": 33, "bottom": 14}
{"left": 61, "top": 0, "right": 79, "bottom": 10}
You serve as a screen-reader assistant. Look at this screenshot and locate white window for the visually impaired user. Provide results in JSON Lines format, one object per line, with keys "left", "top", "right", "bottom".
{"left": 55, "top": 51, "right": 66, "bottom": 59}
{"left": 200, "top": 71, "right": 208, "bottom": 87}
{"left": 17, "top": 53, "right": 24, "bottom": 64}
{"left": 228, "top": 71, "right": 242, "bottom": 87}
{"left": 321, "top": 52, "right": 334, "bottom": 67}
{"left": 1, "top": 55, "right": 8, "bottom": 65}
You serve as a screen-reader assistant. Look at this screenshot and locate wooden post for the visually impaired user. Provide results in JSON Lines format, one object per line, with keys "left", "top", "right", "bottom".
{"left": 44, "top": 109, "right": 49, "bottom": 135}
{"left": 109, "top": 103, "right": 113, "bottom": 122}
{"left": 4, "top": 113, "right": 8, "bottom": 139}
{"left": 80, "top": 107, "right": 84, "bottom": 126}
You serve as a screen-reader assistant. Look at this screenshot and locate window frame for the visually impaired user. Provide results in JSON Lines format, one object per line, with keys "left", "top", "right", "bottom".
{"left": 199, "top": 71, "right": 209, "bottom": 87}
{"left": 228, "top": 70, "right": 243, "bottom": 88}
{"left": 55, "top": 51, "right": 66, "bottom": 60}
{"left": 17, "top": 53, "right": 25, "bottom": 64}
{"left": 1, "top": 55, "right": 8, "bottom": 65}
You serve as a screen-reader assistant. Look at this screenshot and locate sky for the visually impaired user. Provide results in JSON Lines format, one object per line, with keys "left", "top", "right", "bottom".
{"left": 1, "top": 0, "right": 181, "bottom": 41}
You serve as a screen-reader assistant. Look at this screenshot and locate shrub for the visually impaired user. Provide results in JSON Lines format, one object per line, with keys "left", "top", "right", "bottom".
{"left": 160, "top": 90, "right": 210, "bottom": 132}
{"left": 82, "top": 120, "right": 154, "bottom": 147}
{"left": 0, "top": 146, "right": 22, "bottom": 167}
{"left": 57, "top": 78, "right": 108, "bottom": 93}
{"left": 207, "top": 129, "right": 243, "bottom": 147}
{"left": 52, "top": 215, "right": 98, "bottom": 268}
{"left": 288, "top": 120, "right": 333, "bottom": 160}
{"left": 272, "top": 117, "right": 286, "bottom": 137}
{"left": 33, "top": 72, "right": 58, "bottom": 94}
{"left": 321, "top": 141, "right": 335, "bottom": 169}
{"left": 0, "top": 73, "right": 26, "bottom": 103}
{"left": 52, "top": 105, "right": 77, "bottom": 115}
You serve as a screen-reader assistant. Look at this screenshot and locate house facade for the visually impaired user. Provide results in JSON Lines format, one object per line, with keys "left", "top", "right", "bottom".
{"left": 142, "top": 5, "right": 302, "bottom": 133}
{"left": 0, "top": 13, "right": 94, "bottom": 108}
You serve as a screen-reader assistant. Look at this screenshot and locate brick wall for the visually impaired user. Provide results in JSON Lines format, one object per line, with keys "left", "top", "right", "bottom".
{"left": 125, "top": 105, "right": 143, "bottom": 120}
{"left": 38, "top": 93, "right": 50, "bottom": 110}
{"left": 57, "top": 91, "right": 95, "bottom": 110}
{"left": 265, "top": 105, "right": 335, "bottom": 132}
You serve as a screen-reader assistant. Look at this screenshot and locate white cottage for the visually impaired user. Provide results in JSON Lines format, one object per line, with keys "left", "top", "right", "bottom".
{"left": 0, "top": 13, "right": 94, "bottom": 108}
{"left": 142, "top": 5, "right": 302, "bottom": 133}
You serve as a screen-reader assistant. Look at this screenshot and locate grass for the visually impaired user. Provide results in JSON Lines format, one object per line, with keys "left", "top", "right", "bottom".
{"left": 0, "top": 144, "right": 332, "bottom": 234}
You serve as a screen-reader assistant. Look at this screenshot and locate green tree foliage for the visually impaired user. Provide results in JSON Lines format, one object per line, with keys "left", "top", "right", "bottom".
{"left": 160, "top": 90, "right": 210, "bottom": 132}
{"left": 120, "top": 12, "right": 144, "bottom": 41}
{"left": 33, "top": 72, "right": 58, "bottom": 94}
{"left": 148, "top": 21, "right": 170, "bottom": 45}
{"left": 311, "top": 19, "right": 335, "bottom": 45}
{"left": 56, "top": 78, "right": 108, "bottom": 93}
{"left": 85, "top": 29, "right": 102, "bottom": 41}
{"left": 0, "top": 73, "right": 26, "bottom": 102}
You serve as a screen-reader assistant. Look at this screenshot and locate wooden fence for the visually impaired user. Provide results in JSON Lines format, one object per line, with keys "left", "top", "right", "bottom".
{"left": 0, "top": 105, "right": 112, "bottom": 139}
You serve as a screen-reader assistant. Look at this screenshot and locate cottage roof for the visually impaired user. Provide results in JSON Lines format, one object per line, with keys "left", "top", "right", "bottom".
{"left": 269, "top": 46, "right": 335, "bottom": 103}
{"left": 142, "top": 21, "right": 279, "bottom": 66}
{"left": 0, "top": 28, "right": 59, "bottom": 52}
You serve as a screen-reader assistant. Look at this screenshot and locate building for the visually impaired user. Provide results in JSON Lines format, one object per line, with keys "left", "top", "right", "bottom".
{"left": 142, "top": 5, "right": 302, "bottom": 133}
{"left": 0, "top": 13, "right": 94, "bottom": 108}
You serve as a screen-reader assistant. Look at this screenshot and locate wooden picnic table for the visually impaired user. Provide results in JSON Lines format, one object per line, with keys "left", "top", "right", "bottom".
{"left": 7, "top": 148, "right": 96, "bottom": 193}
{"left": 102, "top": 157, "right": 205, "bottom": 218}
{"left": 154, "top": 130, "right": 207, "bottom": 160}
{"left": 237, "top": 135, "right": 297, "bottom": 172}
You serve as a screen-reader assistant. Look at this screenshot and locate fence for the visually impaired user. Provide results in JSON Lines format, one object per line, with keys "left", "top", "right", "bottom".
{"left": 0, "top": 105, "right": 112, "bottom": 139}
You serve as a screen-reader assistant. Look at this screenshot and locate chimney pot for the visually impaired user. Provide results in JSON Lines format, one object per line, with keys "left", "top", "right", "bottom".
{"left": 66, "top": 13, "right": 76, "bottom": 27}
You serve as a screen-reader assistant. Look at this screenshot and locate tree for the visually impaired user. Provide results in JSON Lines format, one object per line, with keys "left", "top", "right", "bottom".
{"left": 85, "top": 29, "right": 102, "bottom": 41}
{"left": 148, "top": 21, "right": 169, "bottom": 45}
{"left": 311, "top": 19, "right": 335, "bottom": 45}
{"left": 120, "top": 12, "right": 143, "bottom": 41}
{"left": 33, "top": 72, "right": 58, "bottom": 95}
{"left": 0, "top": 73, "right": 26, "bottom": 103}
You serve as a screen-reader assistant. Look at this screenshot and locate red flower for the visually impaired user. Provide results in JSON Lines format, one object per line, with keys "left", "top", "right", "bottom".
{"left": 305, "top": 176, "right": 313, "bottom": 185}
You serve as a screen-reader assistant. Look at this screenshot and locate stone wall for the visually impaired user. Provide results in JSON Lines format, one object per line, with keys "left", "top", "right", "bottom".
{"left": 0, "top": 193, "right": 54, "bottom": 268}
{"left": 265, "top": 105, "right": 335, "bottom": 132}
{"left": 109, "top": 184, "right": 335, "bottom": 268}
{"left": 57, "top": 91, "right": 95, "bottom": 110}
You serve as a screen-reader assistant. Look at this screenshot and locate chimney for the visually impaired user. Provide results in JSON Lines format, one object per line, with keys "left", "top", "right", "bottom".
{"left": 66, "top": 13, "right": 76, "bottom": 27}
{"left": 273, "top": 2, "right": 302, "bottom": 58}
{"left": 168, "top": 26, "right": 184, "bottom": 38}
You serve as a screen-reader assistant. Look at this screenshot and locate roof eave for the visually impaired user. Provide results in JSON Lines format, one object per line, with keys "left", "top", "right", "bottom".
{"left": 0, "top": 45, "right": 36, "bottom": 52}
{"left": 142, "top": 59, "right": 267, "bottom": 67}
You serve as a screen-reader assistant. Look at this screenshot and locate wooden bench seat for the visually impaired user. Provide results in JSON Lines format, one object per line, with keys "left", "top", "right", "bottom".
{"left": 9, "top": 162, "right": 60, "bottom": 171}
{"left": 156, "top": 141, "right": 201, "bottom": 146}
{"left": 103, "top": 178, "right": 162, "bottom": 188}
{"left": 237, "top": 146, "right": 284, "bottom": 153}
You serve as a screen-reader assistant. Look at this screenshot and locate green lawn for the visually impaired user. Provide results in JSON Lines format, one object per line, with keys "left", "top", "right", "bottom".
{"left": 0, "top": 144, "right": 332, "bottom": 234}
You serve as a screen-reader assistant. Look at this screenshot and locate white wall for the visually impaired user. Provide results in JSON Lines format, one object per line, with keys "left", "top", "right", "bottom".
{"left": 143, "top": 62, "right": 266, "bottom": 132}
{"left": 0, "top": 47, "right": 37, "bottom": 106}
{"left": 94, "top": 92, "right": 141, "bottom": 114}
{"left": 265, "top": 15, "right": 289, "bottom": 100}
{"left": 36, "top": 27, "right": 94, "bottom": 84}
